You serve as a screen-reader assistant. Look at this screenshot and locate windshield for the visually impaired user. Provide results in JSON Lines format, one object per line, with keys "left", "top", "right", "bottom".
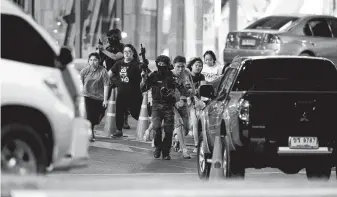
{"left": 246, "top": 16, "right": 300, "bottom": 30}
{"left": 232, "top": 59, "right": 337, "bottom": 91}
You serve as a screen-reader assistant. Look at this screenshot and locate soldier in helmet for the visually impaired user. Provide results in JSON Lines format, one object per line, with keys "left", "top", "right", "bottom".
{"left": 98, "top": 28, "right": 124, "bottom": 71}
{"left": 140, "top": 55, "right": 185, "bottom": 160}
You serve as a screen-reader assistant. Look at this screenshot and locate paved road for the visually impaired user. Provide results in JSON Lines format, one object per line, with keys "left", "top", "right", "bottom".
{"left": 2, "top": 117, "right": 336, "bottom": 197}
{"left": 3, "top": 172, "right": 337, "bottom": 197}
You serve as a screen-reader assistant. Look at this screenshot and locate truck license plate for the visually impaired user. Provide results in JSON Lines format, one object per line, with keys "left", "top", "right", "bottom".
{"left": 289, "top": 137, "right": 318, "bottom": 149}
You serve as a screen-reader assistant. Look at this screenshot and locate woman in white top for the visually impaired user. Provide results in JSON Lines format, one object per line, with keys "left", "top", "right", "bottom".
{"left": 201, "top": 50, "right": 224, "bottom": 83}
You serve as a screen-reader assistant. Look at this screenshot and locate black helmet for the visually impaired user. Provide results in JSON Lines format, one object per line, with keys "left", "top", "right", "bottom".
{"left": 155, "top": 55, "right": 171, "bottom": 66}
{"left": 107, "top": 28, "right": 122, "bottom": 40}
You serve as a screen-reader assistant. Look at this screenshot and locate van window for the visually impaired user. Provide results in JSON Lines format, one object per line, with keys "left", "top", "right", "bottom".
{"left": 1, "top": 14, "right": 56, "bottom": 67}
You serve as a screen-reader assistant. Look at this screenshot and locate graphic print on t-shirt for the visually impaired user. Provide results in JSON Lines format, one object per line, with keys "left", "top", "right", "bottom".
{"left": 120, "top": 66, "right": 129, "bottom": 83}
{"left": 202, "top": 72, "right": 219, "bottom": 82}
{"left": 202, "top": 65, "right": 221, "bottom": 82}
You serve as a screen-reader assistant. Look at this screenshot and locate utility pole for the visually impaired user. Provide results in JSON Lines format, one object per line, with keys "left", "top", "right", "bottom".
{"left": 75, "top": 0, "right": 82, "bottom": 58}
{"left": 229, "top": 0, "right": 238, "bottom": 32}
{"left": 214, "top": 0, "right": 222, "bottom": 60}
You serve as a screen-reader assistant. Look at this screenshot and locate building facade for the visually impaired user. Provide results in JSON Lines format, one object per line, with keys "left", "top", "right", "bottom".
{"left": 12, "top": 0, "right": 337, "bottom": 64}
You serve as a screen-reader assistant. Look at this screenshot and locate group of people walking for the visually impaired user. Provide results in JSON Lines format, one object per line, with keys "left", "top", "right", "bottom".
{"left": 80, "top": 28, "right": 227, "bottom": 160}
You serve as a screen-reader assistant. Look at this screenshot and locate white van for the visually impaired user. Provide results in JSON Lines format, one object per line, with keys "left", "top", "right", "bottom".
{"left": 1, "top": 0, "right": 91, "bottom": 174}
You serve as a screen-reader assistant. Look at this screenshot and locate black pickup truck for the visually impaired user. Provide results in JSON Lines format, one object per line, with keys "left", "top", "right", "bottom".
{"left": 197, "top": 56, "right": 337, "bottom": 180}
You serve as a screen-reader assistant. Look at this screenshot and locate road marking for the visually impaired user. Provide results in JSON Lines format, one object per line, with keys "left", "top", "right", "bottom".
{"left": 49, "top": 171, "right": 295, "bottom": 177}
{"left": 90, "top": 141, "right": 134, "bottom": 153}
{"left": 49, "top": 172, "right": 196, "bottom": 176}
{"left": 11, "top": 191, "right": 47, "bottom": 197}
{"left": 11, "top": 188, "right": 337, "bottom": 197}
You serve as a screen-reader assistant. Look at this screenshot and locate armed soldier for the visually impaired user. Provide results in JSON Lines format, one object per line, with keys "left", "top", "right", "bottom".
{"left": 140, "top": 55, "right": 185, "bottom": 160}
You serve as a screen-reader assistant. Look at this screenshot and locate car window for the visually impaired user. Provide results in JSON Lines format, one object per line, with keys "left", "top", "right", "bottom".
{"left": 232, "top": 59, "right": 337, "bottom": 91}
{"left": 304, "top": 19, "right": 333, "bottom": 38}
{"left": 1, "top": 14, "right": 56, "bottom": 67}
{"left": 246, "top": 16, "right": 299, "bottom": 30}
{"left": 327, "top": 18, "right": 337, "bottom": 38}
{"left": 217, "top": 68, "right": 237, "bottom": 97}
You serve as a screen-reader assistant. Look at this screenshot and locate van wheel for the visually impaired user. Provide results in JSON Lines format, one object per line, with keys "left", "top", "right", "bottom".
{"left": 197, "top": 136, "right": 211, "bottom": 179}
{"left": 1, "top": 124, "right": 47, "bottom": 175}
{"left": 223, "top": 136, "right": 245, "bottom": 179}
{"left": 306, "top": 166, "right": 331, "bottom": 181}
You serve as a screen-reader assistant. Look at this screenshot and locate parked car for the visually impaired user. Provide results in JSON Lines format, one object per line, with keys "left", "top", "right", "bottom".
{"left": 1, "top": 0, "right": 90, "bottom": 175}
{"left": 197, "top": 56, "right": 337, "bottom": 180}
{"left": 223, "top": 15, "right": 337, "bottom": 66}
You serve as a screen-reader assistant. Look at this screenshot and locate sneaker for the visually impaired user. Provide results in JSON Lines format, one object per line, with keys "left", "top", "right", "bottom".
{"left": 182, "top": 148, "right": 191, "bottom": 159}
{"left": 111, "top": 130, "right": 123, "bottom": 138}
{"left": 162, "top": 155, "right": 171, "bottom": 160}
{"left": 90, "top": 134, "right": 96, "bottom": 142}
{"left": 154, "top": 148, "right": 161, "bottom": 159}
{"left": 123, "top": 123, "right": 130, "bottom": 129}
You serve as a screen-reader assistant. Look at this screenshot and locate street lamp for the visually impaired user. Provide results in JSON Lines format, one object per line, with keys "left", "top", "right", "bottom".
{"left": 121, "top": 32, "right": 128, "bottom": 39}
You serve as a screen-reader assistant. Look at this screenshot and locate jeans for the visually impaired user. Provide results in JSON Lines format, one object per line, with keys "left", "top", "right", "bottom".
{"left": 174, "top": 105, "right": 189, "bottom": 136}
{"left": 152, "top": 101, "right": 174, "bottom": 156}
{"left": 115, "top": 90, "right": 142, "bottom": 131}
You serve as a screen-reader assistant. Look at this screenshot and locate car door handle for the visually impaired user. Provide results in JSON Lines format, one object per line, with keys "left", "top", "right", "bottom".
{"left": 310, "top": 42, "right": 316, "bottom": 46}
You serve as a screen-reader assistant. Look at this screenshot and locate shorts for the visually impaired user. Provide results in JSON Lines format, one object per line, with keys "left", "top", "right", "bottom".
{"left": 84, "top": 96, "right": 106, "bottom": 126}
{"left": 174, "top": 106, "right": 189, "bottom": 136}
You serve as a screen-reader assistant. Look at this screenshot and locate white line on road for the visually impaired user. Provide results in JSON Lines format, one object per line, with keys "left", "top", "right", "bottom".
{"left": 49, "top": 171, "right": 295, "bottom": 177}
{"left": 49, "top": 172, "right": 196, "bottom": 176}
{"left": 11, "top": 188, "right": 337, "bottom": 197}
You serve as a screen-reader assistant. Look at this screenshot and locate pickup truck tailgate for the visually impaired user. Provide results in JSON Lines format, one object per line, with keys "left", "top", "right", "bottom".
{"left": 244, "top": 91, "right": 337, "bottom": 147}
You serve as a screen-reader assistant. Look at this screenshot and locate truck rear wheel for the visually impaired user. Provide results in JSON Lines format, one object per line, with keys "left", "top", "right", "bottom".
{"left": 197, "top": 136, "right": 211, "bottom": 179}
{"left": 223, "top": 136, "right": 245, "bottom": 179}
{"left": 1, "top": 124, "right": 47, "bottom": 175}
{"left": 306, "top": 166, "right": 331, "bottom": 181}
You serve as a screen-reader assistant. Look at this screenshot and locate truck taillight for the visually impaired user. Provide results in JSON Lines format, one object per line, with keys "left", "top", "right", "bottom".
{"left": 238, "top": 99, "right": 250, "bottom": 122}
{"left": 225, "top": 33, "right": 239, "bottom": 49}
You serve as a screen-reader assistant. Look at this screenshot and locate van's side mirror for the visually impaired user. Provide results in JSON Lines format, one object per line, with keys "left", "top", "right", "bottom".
{"left": 199, "top": 85, "right": 215, "bottom": 99}
{"left": 59, "top": 47, "right": 73, "bottom": 65}
{"left": 55, "top": 47, "right": 73, "bottom": 70}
